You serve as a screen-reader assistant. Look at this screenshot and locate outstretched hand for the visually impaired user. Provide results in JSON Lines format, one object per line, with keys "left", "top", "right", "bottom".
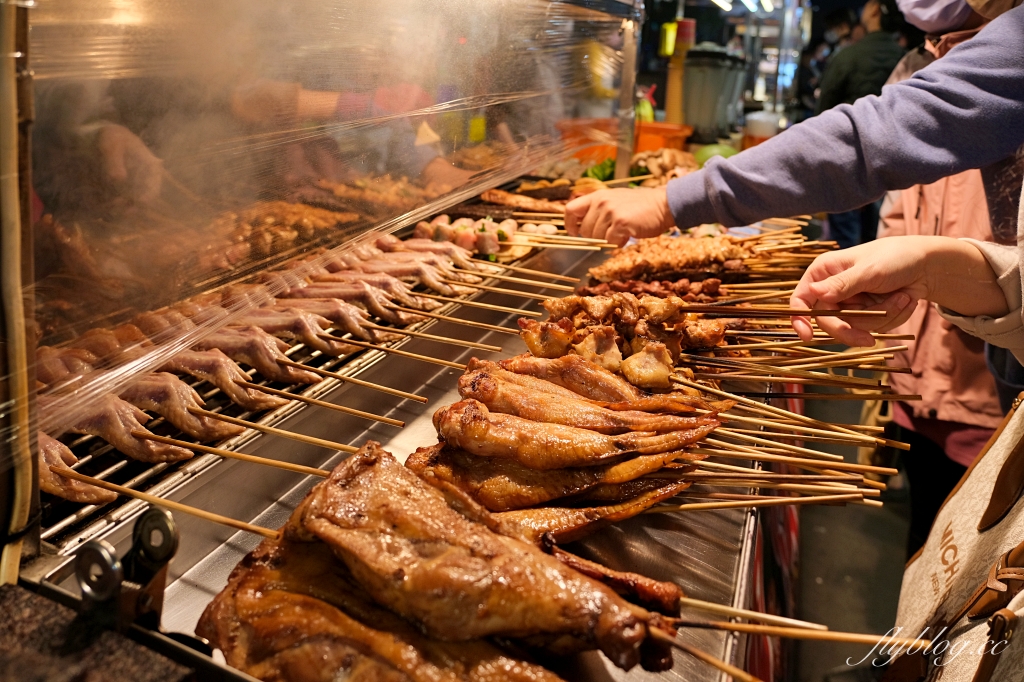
{"left": 790, "top": 236, "right": 1008, "bottom": 346}
{"left": 564, "top": 187, "right": 675, "bottom": 246}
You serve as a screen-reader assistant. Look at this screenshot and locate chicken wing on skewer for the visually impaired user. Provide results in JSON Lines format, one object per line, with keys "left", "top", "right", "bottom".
{"left": 374, "top": 234, "right": 482, "bottom": 271}
{"left": 277, "top": 280, "right": 421, "bottom": 325}
{"left": 406, "top": 443, "right": 697, "bottom": 512}
{"left": 38, "top": 432, "right": 118, "bottom": 504}
{"left": 457, "top": 370, "right": 718, "bottom": 435}
{"left": 195, "top": 327, "right": 321, "bottom": 384}
{"left": 119, "top": 373, "right": 244, "bottom": 441}
{"left": 517, "top": 319, "right": 575, "bottom": 359}
{"left": 197, "top": 536, "right": 565, "bottom": 682}
{"left": 499, "top": 353, "right": 645, "bottom": 402}
{"left": 493, "top": 480, "right": 691, "bottom": 545}
{"left": 289, "top": 442, "right": 651, "bottom": 671}
{"left": 620, "top": 342, "right": 674, "bottom": 390}
{"left": 44, "top": 394, "right": 194, "bottom": 462}
{"left": 161, "top": 349, "right": 288, "bottom": 411}
{"left": 234, "top": 308, "right": 358, "bottom": 357}
{"left": 433, "top": 399, "right": 718, "bottom": 469}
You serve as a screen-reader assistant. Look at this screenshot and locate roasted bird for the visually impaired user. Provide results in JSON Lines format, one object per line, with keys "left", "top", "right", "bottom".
{"left": 287, "top": 442, "right": 655, "bottom": 670}
{"left": 457, "top": 370, "right": 718, "bottom": 435}
{"left": 38, "top": 432, "right": 117, "bottom": 504}
{"left": 198, "top": 535, "right": 565, "bottom": 682}
{"left": 406, "top": 443, "right": 697, "bottom": 512}
{"left": 588, "top": 234, "right": 750, "bottom": 282}
{"left": 433, "top": 399, "right": 718, "bottom": 469}
{"left": 493, "top": 479, "right": 691, "bottom": 545}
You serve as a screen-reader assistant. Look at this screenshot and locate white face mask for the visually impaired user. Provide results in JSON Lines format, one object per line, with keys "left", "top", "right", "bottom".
{"left": 896, "top": 0, "right": 973, "bottom": 31}
{"left": 823, "top": 29, "right": 843, "bottom": 43}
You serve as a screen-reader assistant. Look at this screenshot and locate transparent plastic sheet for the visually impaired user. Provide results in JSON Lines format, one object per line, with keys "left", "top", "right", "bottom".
{"left": 15, "top": 0, "right": 641, "bottom": 463}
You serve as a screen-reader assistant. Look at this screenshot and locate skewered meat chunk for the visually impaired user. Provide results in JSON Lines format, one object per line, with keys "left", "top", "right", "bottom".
{"left": 288, "top": 442, "right": 650, "bottom": 670}
{"left": 119, "top": 373, "right": 244, "bottom": 441}
{"left": 457, "top": 370, "right": 718, "bottom": 435}
{"left": 517, "top": 319, "right": 574, "bottom": 359}
{"left": 375, "top": 235, "right": 481, "bottom": 271}
{"left": 620, "top": 342, "right": 674, "bottom": 390}
{"left": 578, "top": 278, "right": 722, "bottom": 300}
{"left": 588, "top": 235, "right": 750, "bottom": 282}
{"left": 480, "top": 189, "right": 565, "bottom": 214}
{"left": 161, "top": 349, "right": 288, "bottom": 411}
{"left": 234, "top": 308, "right": 357, "bottom": 357}
{"left": 198, "top": 535, "right": 564, "bottom": 682}
{"left": 38, "top": 432, "right": 117, "bottom": 504}
{"left": 196, "top": 327, "right": 321, "bottom": 384}
{"left": 433, "top": 399, "right": 718, "bottom": 469}
{"left": 493, "top": 480, "right": 690, "bottom": 545}
{"left": 571, "top": 326, "right": 622, "bottom": 372}
{"left": 544, "top": 545, "right": 683, "bottom": 617}
{"left": 406, "top": 443, "right": 697, "bottom": 512}
{"left": 499, "top": 354, "right": 645, "bottom": 402}
{"left": 50, "top": 394, "right": 193, "bottom": 462}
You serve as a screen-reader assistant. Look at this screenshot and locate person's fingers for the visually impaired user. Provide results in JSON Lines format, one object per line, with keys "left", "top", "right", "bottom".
{"left": 590, "top": 210, "right": 615, "bottom": 242}
{"left": 791, "top": 316, "right": 815, "bottom": 341}
{"left": 807, "top": 263, "right": 870, "bottom": 304}
{"left": 605, "top": 223, "right": 632, "bottom": 247}
{"left": 564, "top": 195, "right": 592, "bottom": 236}
{"left": 814, "top": 291, "right": 913, "bottom": 346}
{"left": 100, "top": 131, "right": 129, "bottom": 183}
{"left": 578, "top": 198, "right": 602, "bottom": 239}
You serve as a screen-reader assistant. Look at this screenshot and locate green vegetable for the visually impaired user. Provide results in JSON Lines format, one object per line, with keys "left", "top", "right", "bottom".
{"left": 694, "top": 144, "right": 739, "bottom": 168}
{"left": 497, "top": 230, "right": 507, "bottom": 241}
{"left": 584, "top": 157, "right": 615, "bottom": 181}
{"left": 487, "top": 254, "right": 497, "bottom": 262}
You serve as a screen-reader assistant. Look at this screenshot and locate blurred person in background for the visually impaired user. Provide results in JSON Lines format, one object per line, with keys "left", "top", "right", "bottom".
{"left": 822, "top": 7, "right": 859, "bottom": 54}
{"left": 872, "top": 2, "right": 1002, "bottom": 557}
{"left": 817, "top": 0, "right": 907, "bottom": 249}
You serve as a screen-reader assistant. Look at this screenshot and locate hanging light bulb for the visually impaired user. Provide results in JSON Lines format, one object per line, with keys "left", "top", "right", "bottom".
{"left": 711, "top": 0, "right": 734, "bottom": 10}
{"left": 760, "top": 0, "right": 775, "bottom": 11}
{"left": 738, "top": 0, "right": 759, "bottom": 12}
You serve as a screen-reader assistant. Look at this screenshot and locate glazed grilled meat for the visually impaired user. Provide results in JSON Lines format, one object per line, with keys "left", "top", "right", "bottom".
{"left": 38, "top": 432, "right": 117, "bottom": 504}
{"left": 578, "top": 278, "right": 722, "bottom": 300}
{"left": 499, "top": 354, "right": 645, "bottom": 402}
{"left": 287, "top": 442, "right": 650, "bottom": 670}
{"left": 405, "top": 443, "right": 697, "bottom": 512}
{"left": 198, "top": 535, "right": 565, "bottom": 682}
{"left": 433, "top": 399, "right": 718, "bottom": 469}
{"left": 588, "top": 235, "right": 749, "bottom": 282}
{"left": 457, "top": 370, "right": 718, "bottom": 435}
{"left": 493, "top": 480, "right": 691, "bottom": 545}
{"left": 620, "top": 342, "right": 674, "bottom": 390}
{"left": 516, "top": 318, "right": 574, "bottom": 359}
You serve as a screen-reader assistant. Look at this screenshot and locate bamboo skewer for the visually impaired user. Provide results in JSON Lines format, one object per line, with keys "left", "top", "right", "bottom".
{"left": 774, "top": 346, "right": 907, "bottom": 367}
{"left": 646, "top": 493, "right": 864, "bottom": 513}
{"left": 724, "top": 330, "right": 914, "bottom": 340}
{"left": 441, "top": 280, "right": 553, "bottom": 302}
{"left": 475, "top": 262, "right": 580, "bottom": 283}
{"left": 720, "top": 280, "right": 802, "bottom": 290}
{"left": 278, "top": 359, "right": 428, "bottom": 402}
{"left": 511, "top": 211, "right": 564, "bottom": 218}
{"left": 716, "top": 428, "right": 845, "bottom": 461}
{"left": 416, "top": 291, "right": 542, "bottom": 317}
{"left": 462, "top": 271, "right": 576, "bottom": 292}
{"left": 132, "top": 431, "right": 341, "bottom": 472}
{"left": 678, "top": 597, "right": 828, "bottom": 631}
{"left": 512, "top": 240, "right": 603, "bottom": 252}
{"left": 686, "top": 480, "right": 880, "bottom": 498}
{"left": 384, "top": 304, "right": 519, "bottom": 335}
{"left": 348, "top": 326, "right": 502, "bottom": 352}
{"left": 236, "top": 380, "right": 405, "bottom": 426}
{"left": 605, "top": 174, "right": 655, "bottom": 185}
{"left": 649, "top": 629, "right": 763, "bottom": 682}
{"left": 673, "top": 620, "right": 932, "bottom": 649}
{"left": 715, "top": 411, "right": 881, "bottom": 443}
{"left": 731, "top": 392, "right": 921, "bottom": 401}
{"left": 186, "top": 408, "right": 359, "bottom": 454}
{"left": 714, "top": 290, "right": 794, "bottom": 305}
{"left": 695, "top": 440, "right": 897, "bottom": 476}
{"left": 54, "top": 467, "right": 280, "bottom": 539}
{"left": 671, "top": 305, "right": 886, "bottom": 318}
{"left": 678, "top": 470, "right": 862, "bottom": 483}
{"left": 333, "top": 338, "right": 467, "bottom": 370}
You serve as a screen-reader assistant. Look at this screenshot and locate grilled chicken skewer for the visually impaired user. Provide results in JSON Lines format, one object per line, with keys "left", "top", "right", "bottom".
{"left": 38, "top": 432, "right": 118, "bottom": 504}
{"left": 118, "top": 373, "right": 244, "bottom": 441}
{"left": 458, "top": 370, "right": 719, "bottom": 435}
{"left": 499, "top": 353, "right": 647, "bottom": 402}
{"left": 406, "top": 443, "right": 698, "bottom": 512}
{"left": 434, "top": 399, "right": 719, "bottom": 469}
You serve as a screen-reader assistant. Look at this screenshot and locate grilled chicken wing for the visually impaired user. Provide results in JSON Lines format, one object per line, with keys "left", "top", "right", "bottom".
{"left": 36, "top": 346, "right": 100, "bottom": 386}
{"left": 570, "top": 326, "right": 622, "bottom": 372}
{"left": 38, "top": 432, "right": 117, "bottom": 504}
{"left": 308, "top": 271, "right": 430, "bottom": 310}
{"left": 499, "top": 354, "right": 645, "bottom": 402}
{"left": 377, "top": 235, "right": 481, "bottom": 272}
{"left": 517, "top": 319, "right": 574, "bottom": 359}
{"left": 289, "top": 442, "right": 649, "bottom": 670}
{"left": 620, "top": 342, "right": 674, "bottom": 389}
{"left": 280, "top": 281, "right": 419, "bottom": 325}
{"left": 544, "top": 544, "right": 683, "bottom": 616}
{"left": 406, "top": 443, "right": 697, "bottom": 512}
{"left": 198, "top": 535, "right": 564, "bottom": 682}
{"left": 457, "top": 370, "right": 718, "bottom": 435}
{"left": 273, "top": 298, "right": 381, "bottom": 341}
{"left": 433, "top": 399, "right": 718, "bottom": 469}
{"left": 196, "top": 326, "right": 321, "bottom": 384}
{"left": 493, "top": 480, "right": 690, "bottom": 545}
{"left": 119, "top": 373, "right": 244, "bottom": 441}
{"left": 53, "top": 393, "right": 193, "bottom": 462}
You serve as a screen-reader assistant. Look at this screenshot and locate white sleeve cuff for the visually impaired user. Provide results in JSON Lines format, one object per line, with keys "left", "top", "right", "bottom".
{"left": 937, "top": 240, "right": 1024, "bottom": 363}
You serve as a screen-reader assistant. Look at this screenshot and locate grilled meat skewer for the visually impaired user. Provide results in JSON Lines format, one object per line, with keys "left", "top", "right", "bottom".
{"left": 499, "top": 354, "right": 646, "bottom": 402}
{"left": 406, "top": 443, "right": 697, "bottom": 512}
{"left": 195, "top": 327, "right": 321, "bottom": 385}
{"left": 38, "top": 432, "right": 117, "bottom": 504}
{"left": 118, "top": 372, "right": 244, "bottom": 441}
{"left": 433, "top": 399, "right": 718, "bottom": 469}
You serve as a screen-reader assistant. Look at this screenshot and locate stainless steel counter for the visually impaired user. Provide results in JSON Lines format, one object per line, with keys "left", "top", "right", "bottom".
{"left": 45, "top": 246, "right": 759, "bottom": 682}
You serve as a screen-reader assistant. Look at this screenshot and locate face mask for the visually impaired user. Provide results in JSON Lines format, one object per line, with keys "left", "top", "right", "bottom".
{"left": 824, "top": 29, "right": 842, "bottom": 43}
{"left": 896, "top": 0, "right": 973, "bottom": 32}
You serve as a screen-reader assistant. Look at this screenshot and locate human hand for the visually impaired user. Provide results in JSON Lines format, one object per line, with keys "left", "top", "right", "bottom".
{"left": 95, "top": 124, "right": 163, "bottom": 204}
{"left": 790, "top": 236, "right": 1006, "bottom": 346}
{"left": 564, "top": 187, "right": 675, "bottom": 246}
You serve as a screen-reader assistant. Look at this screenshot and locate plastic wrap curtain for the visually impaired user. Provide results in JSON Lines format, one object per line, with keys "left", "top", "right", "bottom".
{"left": 0, "top": 0, "right": 638, "bottom": 525}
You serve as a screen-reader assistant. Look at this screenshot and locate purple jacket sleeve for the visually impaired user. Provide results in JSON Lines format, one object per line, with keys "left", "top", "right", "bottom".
{"left": 666, "top": 5, "right": 1024, "bottom": 228}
